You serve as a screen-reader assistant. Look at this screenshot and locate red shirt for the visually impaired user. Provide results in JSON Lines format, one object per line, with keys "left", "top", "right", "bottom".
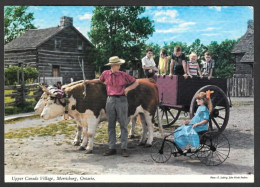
{"left": 99, "top": 70, "right": 136, "bottom": 95}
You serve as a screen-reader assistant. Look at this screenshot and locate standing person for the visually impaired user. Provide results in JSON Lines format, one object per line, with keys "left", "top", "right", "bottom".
{"left": 187, "top": 52, "right": 203, "bottom": 79}
{"left": 99, "top": 56, "right": 139, "bottom": 157}
{"left": 201, "top": 52, "right": 215, "bottom": 80}
{"left": 158, "top": 49, "right": 169, "bottom": 75}
{"left": 169, "top": 46, "right": 188, "bottom": 79}
{"left": 142, "top": 48, "right": 158, "bottom": 78}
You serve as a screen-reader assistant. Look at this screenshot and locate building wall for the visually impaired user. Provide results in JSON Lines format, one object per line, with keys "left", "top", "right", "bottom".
{"left": 37, "top": 26, "right": 95, "bottom": 83}
{"left": 4, "top": 50, "right": 37, "bottom": 68}
{"left": 235, "top": 62, "right": 253, "bottom": 76}
{"left": 39, "top": 27, "right": 87, "bottom": 53}
{"left": 37, "top": 49, "right": 94, "bottom": 84}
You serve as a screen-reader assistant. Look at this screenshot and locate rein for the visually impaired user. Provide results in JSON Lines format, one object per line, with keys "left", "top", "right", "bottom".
{"left": 50, "top": 92, "right": 69, "bottom": 120}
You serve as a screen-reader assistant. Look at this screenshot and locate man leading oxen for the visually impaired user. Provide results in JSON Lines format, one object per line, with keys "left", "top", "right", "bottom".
{"left": 40, "top": 56, "right": 163, "bottom": 156}
{"left": 87, "top": 56, "right": 139, "bottom": 157}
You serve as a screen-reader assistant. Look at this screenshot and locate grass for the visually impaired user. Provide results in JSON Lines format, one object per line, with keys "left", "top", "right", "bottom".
{"left": 4, "top": 90, "right": 15, "bottom": 103}
{"left": 5, "top": 120, "right": 76, "bottom": 139}
{"left": 5, "top": 119, "right": 143, "bottom": 144}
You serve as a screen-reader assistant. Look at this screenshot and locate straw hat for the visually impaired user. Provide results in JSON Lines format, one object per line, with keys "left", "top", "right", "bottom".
{"left": 105, "top": 56, "right": 125, "bottom": 66}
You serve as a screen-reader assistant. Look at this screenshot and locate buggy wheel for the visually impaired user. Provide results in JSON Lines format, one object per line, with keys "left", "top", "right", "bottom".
{"left": 154, "top": 106, "right": 181, "bottom": 128}
{"left": 150, "top": 140, "right": 172, "bottom": 163}
{"left": 196, "top": 132, "right": 230, "bottom": 166}
{"left": 190, "top": 85, "right": 230, "bottom": 132}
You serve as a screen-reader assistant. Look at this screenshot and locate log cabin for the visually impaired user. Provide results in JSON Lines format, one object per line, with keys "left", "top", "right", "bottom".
{"left": 4, "top": 16, "right": 95, "bottom": 84}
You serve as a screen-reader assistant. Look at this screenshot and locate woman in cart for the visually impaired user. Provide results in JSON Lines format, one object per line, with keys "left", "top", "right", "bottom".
{"left": 174, "top": 90, "right": 213, "bottom": 153}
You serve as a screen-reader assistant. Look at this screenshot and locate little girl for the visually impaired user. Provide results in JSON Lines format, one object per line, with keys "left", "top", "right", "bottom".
{"left": 158, "top": 49, "right": 169, "bottom": 75}
{"left": 187, "top": 52, "right": 203, "bottom": 79}
{"left": 174, "top": 90, "right": 213, "bottom": 151}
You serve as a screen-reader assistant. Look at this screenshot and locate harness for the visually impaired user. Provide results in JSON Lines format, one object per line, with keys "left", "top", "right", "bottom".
{"left": 49, "top": 89, "right": 70, "bottom": 120}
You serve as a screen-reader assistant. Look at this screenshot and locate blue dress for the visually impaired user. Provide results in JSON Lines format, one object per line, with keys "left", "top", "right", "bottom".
{"left": 174, "top": 106, "right": 209, "bottom": 148}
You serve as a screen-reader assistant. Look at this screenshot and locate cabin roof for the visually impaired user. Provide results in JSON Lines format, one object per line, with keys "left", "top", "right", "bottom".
{"left": 4, "top": 26, "right": 94, "bottom": 51}
{"left": 232, "top": 20, "right": 254, "bottom": 63}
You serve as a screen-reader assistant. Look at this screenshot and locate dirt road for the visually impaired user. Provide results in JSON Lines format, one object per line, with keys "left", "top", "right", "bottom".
{"left": 4, "top": 97, "right": 254, "bottom": 176}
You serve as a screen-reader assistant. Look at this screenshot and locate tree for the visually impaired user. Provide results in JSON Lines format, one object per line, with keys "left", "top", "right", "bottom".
{"left": 207, "top": 39, "right": 238, "bottom": 78}
{"left": 88, "top": 6, "right": 154, "bottom": 71}
{"left": 4, "top": 6, "right": 37, "bottom": 44}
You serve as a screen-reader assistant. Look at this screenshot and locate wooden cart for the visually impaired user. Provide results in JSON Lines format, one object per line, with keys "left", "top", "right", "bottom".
{"left": 154, "top": 75, "right": 231, "bottom": 132}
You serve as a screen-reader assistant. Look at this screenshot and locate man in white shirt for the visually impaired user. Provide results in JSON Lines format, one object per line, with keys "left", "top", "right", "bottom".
{"left": 142, "top": 48, "right": 158, "bottom": 78}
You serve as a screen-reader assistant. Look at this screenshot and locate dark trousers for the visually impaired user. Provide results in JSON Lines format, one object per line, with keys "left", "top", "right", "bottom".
{"left": 105, "top": 96, "right": 128, "bottom": 149}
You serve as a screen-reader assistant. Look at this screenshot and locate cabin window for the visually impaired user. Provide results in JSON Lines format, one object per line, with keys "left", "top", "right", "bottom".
{"left": 78, "top": 42, "right": 83, "bottom": 51}
{"left": 52, "top": 65, "right": 60, "bottom": 77}
{"left": 55, "top": 39, "right": 61, "bottom": 50}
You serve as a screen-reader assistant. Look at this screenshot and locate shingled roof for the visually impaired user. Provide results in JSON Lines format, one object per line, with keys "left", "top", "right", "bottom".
{"left": 4, "top": 26, "right": 63, "bottom": 51}
{"left": 232, "top": 20, "right": 254, "bottom": 63}
{"left": 4, "top": 16, "right": 94, "bottom": 51}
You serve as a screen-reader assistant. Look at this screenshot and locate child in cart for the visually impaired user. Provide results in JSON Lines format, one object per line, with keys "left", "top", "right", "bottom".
{"left": 173, "top": 90, "right": 213, "bottom": 153}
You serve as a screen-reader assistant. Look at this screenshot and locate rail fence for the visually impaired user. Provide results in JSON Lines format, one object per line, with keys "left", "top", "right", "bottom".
{"left": 4, "top": 83, "right": 41, "bottom": 107}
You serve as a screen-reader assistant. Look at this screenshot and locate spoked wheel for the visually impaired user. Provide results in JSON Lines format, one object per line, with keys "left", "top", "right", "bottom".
{"left": 154, "top": 106, "right": 181, "bottom": 128}
{"left": 190, "top": 85, "right": 230, "bottom": 132}
{"left": 196, "top": 132, "right": 230, "bottom": 166}
{"left": 150, "top": 140, "right": 172, "bottom": 163}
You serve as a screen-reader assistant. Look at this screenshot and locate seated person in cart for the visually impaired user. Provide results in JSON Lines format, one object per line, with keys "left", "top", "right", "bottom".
{"left": 142, "top": 48, "right": 158, "bottom": 78}
{"left": 173, "top": 90, "right": 213, "bottom": 153}
{"left": 169, "top": 46, "right": 188, "bottom": 79}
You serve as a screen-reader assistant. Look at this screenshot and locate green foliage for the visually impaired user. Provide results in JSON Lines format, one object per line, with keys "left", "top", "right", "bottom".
{"left": 24, "top": 66, "right": 39, "bottom": 83}
{"left": 5, "top": 102, "right": 36, "bottom": 116}
{"left": 89, "top": 6, "right": 154, "bottom": 71}
{"left": 207, "top": 39, "right": 238, "bottom": 78}
{"left": 5, "top": 66, "right": 39, "bottom": 85}
{"left": 5, "top": 6, "right": 37, "bottom": 44}
{"left": 4, "top": 66, "right": 20, "bottom": 85}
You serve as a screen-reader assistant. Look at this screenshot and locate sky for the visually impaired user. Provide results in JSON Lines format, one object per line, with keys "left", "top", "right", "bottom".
{"left": 26, "top": 6, "right": 253, "bottom": 46}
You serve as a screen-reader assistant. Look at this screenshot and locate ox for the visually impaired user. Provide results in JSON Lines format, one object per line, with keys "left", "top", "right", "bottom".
{"left": 34, "top": 81, "right": 138, "bottom": 145}
{"left": 40, "top": 79, "right": 163, "bottom": 153}
{"left": 34, "top": 81, "right": 85, "bottom": 145}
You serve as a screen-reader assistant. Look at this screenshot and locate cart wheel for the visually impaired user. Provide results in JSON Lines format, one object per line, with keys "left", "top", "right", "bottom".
{"left": 196, "top": 132, "right": 230, "bottom": 166}
{"left": 154, "top": 106, "right": 181, "bottom": 128}
{"left": 150, "top": 140, "right": 172, "bottom": 163}
{"left": 190, "top": 85, "right": 230, "bottom": 132}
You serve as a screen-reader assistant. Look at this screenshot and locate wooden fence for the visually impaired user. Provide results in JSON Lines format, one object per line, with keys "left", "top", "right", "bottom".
{"left": 4, "top": 83, "right": 41, "bottom": 107}
{"left": 227, "top": 77, "right": 254, "bottom": 97}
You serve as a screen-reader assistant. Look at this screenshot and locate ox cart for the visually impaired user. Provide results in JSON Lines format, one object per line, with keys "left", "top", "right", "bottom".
{"left": 151, "top": 76, "right": 231, "bottom": 166}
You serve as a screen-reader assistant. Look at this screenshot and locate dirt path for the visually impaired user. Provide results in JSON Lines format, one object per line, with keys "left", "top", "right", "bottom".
{"left": 4, "top": 97, "right": 254, "bottom": 176}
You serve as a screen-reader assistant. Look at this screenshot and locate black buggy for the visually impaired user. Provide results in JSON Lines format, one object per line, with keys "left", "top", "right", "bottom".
{"left": 151, "top": 76, "right": 232, "bottom": 166}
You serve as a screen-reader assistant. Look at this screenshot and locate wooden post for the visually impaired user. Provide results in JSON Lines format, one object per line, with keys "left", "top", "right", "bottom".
{"left": 21, "top": 64, "right": 25, "bottom": 104}
{"left": 17, "top": 69, "right": 19, "bottom": 84}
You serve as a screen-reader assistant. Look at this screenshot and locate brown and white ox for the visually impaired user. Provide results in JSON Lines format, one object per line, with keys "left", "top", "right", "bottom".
{"left": 40, "top": 79, "right": 163, "bottom": 153}
{"left": 34, "top": 81, "right": 139, "bottom": 146}
{"left": 34, "top": 81, "right": 85, "bottom": 145}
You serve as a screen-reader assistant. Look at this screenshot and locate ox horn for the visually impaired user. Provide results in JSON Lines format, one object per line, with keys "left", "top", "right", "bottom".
{"left": 39, "top": 84, "right": 56, "bottom": 97}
